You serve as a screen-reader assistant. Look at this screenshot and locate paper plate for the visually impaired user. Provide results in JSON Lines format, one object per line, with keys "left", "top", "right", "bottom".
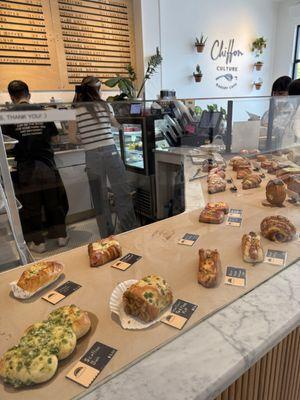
{"left": 109, "top": 279, "right": 165, "bottom": 330}
{"left": 10, "top": 270, "right": 64, "bottom": 300}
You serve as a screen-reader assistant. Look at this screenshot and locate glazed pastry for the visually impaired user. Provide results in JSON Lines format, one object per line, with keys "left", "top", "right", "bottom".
{"left": 267, "top": 161, "right": 280, "bottom": 174}
{"left": 199, "top": 208, "right": 225, "bottom": 224}
{"left": 16, "top": 261, "right": 64, "bottom": 293}
{"left": 237, "top": 168, "right": 252, "bottom": 179}
{"left": 266, "top": 179, "right": 286, "bottom": 206}
{"left": 261, "top": 160, "right": 273, "bottom": 170}
{"left": 208, "top": 167, "right": 226, "bottom": 180}
{"left": 205, "top": 202, "right": 229, "bottom": 214}
{"left": 229, "top": 156, "right": 244, "bottom": 166}
{"left": 256, "top": 155, "right": 268, "bottom": 162}
{"left": 261, "top": 215, "right": 296, "bottom": 242}
{"left": 123, "top": 275, "right": 173, "bottom": 323}
{"left": 198, "top": 249, "right": 222, "bottom": 288}
{"left": 242, "top": 174, "right": 262, "bottom": 190}
{"left": 241, "top": 232, "right": 264, "bottom": 263}
{"left": 232, "top": 159, "right": 251, "bottom": 171}
{"left": 208, "top": 175, "right": 226, "bottom": 194}
{"left": 88, "top": 236, "right": 121, "bottom": 267}
{"left": 48, "top": 305, "right": 91, "bottom": 339}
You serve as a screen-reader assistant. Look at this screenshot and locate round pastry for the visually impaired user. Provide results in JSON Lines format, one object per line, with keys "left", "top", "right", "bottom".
{"left": 229, "top": 156, "right": 244, "bottom": 166}
{"left": 0, "top": 345, "right": 58, "bottom": 387}
{"left": 260, "top": 215, "right": 296, "bottom": 242}
{"left": 239, "top": 149, "right": 249, "bottom": 155}
{"left": 22, "top": 321, "right": 77, "bottom": 360}
{"left": 232, "top": 159, "right": 251, "bottom": 171}
{"left": 257, "top": 155, "right": 268, "bottom": 162}
{"left": 242, "top": 174, "right": 262, "bottom": 190}
{"left": 48, "top": 305, "right": 91, "bottom": 339}
{"left": 266, "top": 179, "right": 286, "bottom": 206}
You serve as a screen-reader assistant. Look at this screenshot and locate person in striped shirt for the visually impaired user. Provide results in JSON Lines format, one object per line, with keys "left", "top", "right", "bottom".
{"left": 69, "top": 76, "right": 137, "bottom": 237}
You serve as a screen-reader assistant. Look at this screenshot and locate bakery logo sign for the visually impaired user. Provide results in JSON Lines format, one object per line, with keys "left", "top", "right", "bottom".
{"left": 210, "top": 39, "right": 244, "bottom": 90}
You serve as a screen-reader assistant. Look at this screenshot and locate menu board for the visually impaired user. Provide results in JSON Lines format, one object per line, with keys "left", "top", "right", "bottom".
{"left": 0, "top": 0, "right": 135, "bottom": 91}
{"left": 0, "top": 0, "right": 50, "bottom": 65}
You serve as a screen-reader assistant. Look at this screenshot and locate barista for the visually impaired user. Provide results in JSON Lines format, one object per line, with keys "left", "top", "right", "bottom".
{"left": 1, "top": 80, "right": 69, "bottom": 253}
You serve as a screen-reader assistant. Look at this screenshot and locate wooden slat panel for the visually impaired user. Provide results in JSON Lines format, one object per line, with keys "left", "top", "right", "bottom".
{"left": 214, "top": 328, "right": 300, "bottom": 400}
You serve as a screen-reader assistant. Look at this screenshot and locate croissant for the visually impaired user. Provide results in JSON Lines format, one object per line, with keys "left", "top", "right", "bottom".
{"left": 242, "top": 174, "right": 262, "bottom": 190}
{"left": 241, "top": 232, "right": 264, "bottom": 263}
{"left": 260, "top": 215, "right": 296, "bottom": 242}
{"left": 237, "top": 168, "right": 252, "bottom": 179}
{"left": 198, "top": 249, "right": 222, "bottom": 288}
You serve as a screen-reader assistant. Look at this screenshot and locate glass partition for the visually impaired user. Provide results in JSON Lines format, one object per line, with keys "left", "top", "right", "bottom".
{"left": 0, "top": 96, "right": 300, "bottom": 398}
{"left": 0, "top": 96, "right": 300, "bottom": 269}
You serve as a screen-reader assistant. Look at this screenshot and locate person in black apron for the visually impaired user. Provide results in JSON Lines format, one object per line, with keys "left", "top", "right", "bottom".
{"left": 2, "top": 80, "right": 69, "bottom": 253}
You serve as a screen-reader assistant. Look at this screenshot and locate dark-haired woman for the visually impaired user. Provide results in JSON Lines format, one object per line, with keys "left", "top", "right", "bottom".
{"left": 68, "top": 76, "right": 137, "bottom": 238}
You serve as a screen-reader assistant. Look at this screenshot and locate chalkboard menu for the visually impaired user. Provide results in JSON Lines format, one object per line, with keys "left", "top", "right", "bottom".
{"left": 0, "top": 0, "right": 135, "bottom": 91}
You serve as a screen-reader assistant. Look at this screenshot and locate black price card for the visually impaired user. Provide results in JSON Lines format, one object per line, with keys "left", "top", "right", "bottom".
{"left": 161, "top": 299, "right": 198, "bottom": 330}
{"left": 265, "top": 249, "right": 287, "bottom": 266}
{"left": 226, "top": 216, "right": 242, "bottom": 227}
{"left": 42, "top": 281, "right": 81, "bottom": 304}
{"left": 111, "top": 253, "right": 141, "bottom": 271}
{"left": 228, "top": 208, "right": 243, "bottom": 218}
{"left": 66, "top": 342, "right": 117, "bottom": 388}
{"left": 225, "top": 267, "right": 246, "bottom": 287}
{"left": 178, "top": 233, "right": 199, "bottom": 246}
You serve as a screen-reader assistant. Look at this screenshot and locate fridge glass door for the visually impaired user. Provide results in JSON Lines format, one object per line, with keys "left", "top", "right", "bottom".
{"left": 122, "top": 123, "right": 144, "bottom": 169}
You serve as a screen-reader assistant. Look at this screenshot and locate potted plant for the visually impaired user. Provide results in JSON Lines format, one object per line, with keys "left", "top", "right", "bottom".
{"left": 254, "top": 79, "right": 263, "bottom": 90}
{"left": 251, "top": 37, "right": 267, "bottom": 57}
{"left": 195, "top": 34, "right": 207, "bottom": 53}
{"left": 254, "top": 61, "right": 263, "bottom": 71}
{"left": 193, "top": 65, "right": 203, "bottom": 82}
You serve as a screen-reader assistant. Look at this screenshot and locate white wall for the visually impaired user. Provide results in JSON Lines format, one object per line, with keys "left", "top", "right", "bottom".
{"left": 140, "top": 0, "right": 280, "bottom": 100}
{"left": 272, "top": 2, "right": 300, "bottom": 80}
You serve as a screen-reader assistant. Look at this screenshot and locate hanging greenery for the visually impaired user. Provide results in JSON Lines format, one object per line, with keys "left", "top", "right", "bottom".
{"left": 251, "top": 37, "right": 267, "bottom": 55}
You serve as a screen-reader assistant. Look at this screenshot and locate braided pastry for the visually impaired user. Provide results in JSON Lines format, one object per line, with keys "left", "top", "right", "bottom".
{"left": 242, "top": 174, "right": 262, "bottom": 190}
{"left": 198, "top": 249, "right": 222, "bottom": 288}
{"left": 260, "top": 215, "right": 296, "bottom": 242}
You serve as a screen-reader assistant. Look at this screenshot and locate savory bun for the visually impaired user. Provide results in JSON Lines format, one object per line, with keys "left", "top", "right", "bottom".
{"left": 16, "top": 261, "right": 64, "bottom": 293}
{"left": 242, "top": 174, "right": 262, "bottom": 190}
{"left": 123, "top": 275, "right": 173, "bottom": 323}
{"left": 198, "top": 249, "right": 222, "bottom": 288}
{"left": 88, "top": 236, "right": 121, "bottom": 267}
{"left": 0, "top": 346, "right": 58, "bottom": 387}
{"left": 48, "top": 305, "right": 91, "bottom": 339}
{"left": 229, "top": 156, "right": 244, "bottom": 166}
{"left": 261, "top": 215, "right": 296, "bottom": 242}
{"left": 241, "top": 232, "right": 264, "bottom": 263}
{"left": 22, "top": 322, "right": 76, "bottom": 360}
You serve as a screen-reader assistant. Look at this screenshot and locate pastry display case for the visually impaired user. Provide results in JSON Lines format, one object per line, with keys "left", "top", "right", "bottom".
{"left": 0, "top": 97, "right": 299, "bottom": 400}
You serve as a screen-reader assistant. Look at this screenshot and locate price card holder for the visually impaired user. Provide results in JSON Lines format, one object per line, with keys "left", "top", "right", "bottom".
{"left": 111, "top": 253, "right": 141, "bottom": 271}
{"left": 225, "top": 267, "right": 246, "bottom": 287}
{"left": 42, "top": 281, "right": 81, "bottom": 305}
{"left": 178, "top": 233, "right": 199, "bottom": 246}
{"left": 265, "top": 250, "right": 287, "bottom": 266}
{"left": 66, "top": 342, "right": 117, "bottom": 388}
{"left": 226, "top": 216, "right": 242, "bottom": 227}
{"left": 161, "top": 299, "right": 198, "bottom": 330}
{"left": 228, "top": 208, "right": 243, "bottom": 218}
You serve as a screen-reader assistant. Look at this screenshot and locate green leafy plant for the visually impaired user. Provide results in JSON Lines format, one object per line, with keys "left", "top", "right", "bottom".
{"left": 206, "top": 104, "right": 227, "bottom": 120}
{"left": 195, "top": 34, "right": 207, "bottom": 46}
{"left": 251, "top": 37, "right": 267, "bottom": 56}
{"left": 136, "top": 47, "right": 163, "bottom": 98}
{"left": 104, "top": 64, "right": 136, "bottom": 101}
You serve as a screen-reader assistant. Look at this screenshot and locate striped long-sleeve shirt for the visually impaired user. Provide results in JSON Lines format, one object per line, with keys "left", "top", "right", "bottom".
{"left": 76, "top": 103, "right": 115, "bottom": 150}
